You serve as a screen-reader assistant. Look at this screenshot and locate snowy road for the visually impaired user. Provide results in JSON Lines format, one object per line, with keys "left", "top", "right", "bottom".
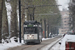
{"left": 7, "top": 35, "right": 62, "bottom": 50}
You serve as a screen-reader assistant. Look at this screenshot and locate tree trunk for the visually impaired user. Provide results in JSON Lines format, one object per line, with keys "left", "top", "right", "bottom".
{"left": 2, "top": 0, "right": 9, "bottom": 41}
{"left": 21, "top": 0, "right": 25, "bottom": 37}
{"left": 10, "top": 0, "right": 18, "bottom": 40}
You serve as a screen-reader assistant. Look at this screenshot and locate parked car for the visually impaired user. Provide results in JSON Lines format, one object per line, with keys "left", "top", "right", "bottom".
{"left": 59, "top": 32, "right": 75, "bottom": 50}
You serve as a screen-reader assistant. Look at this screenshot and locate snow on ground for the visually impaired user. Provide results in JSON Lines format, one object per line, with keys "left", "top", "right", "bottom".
{"left": 0, "top": 38, "right": 22, "bottom": 50}
{"left": 42, "top": 37, "right": 54, "bottom": 41}
{"left": 0, "top": 42, "right": 21, "bottom": 50}
{"left": 42, "top": 38, "right": 51, "bottom": 40}
{"left": 0, "top": 37, "right": 56, "bottom": 50}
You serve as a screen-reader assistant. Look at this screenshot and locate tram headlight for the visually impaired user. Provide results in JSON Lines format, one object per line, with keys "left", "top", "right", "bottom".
{"left": 24, "top": 25, "right": 27, "bottom": 27}
{"left": 29, "top": 35, "right": 32, "bottom": 37}
{"left": 33, "top": 25, "right": 37, "bottom": 27}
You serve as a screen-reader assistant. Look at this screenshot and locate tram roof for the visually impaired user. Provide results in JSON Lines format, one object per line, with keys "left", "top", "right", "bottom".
{"left": 24, "top": 21, "right": 40, "bottom": 25}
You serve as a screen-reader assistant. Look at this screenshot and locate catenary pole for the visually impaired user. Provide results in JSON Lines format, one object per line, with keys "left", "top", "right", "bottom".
{"left": 19, "top": 0, "right": 21, "bottom": 43}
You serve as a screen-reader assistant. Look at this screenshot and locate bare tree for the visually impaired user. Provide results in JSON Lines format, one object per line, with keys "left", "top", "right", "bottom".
{"left": 2, "top": 0, "right": 9, "bottom": 42}
{"left": 10, "top": 0, "right": 18, "bottom": 42}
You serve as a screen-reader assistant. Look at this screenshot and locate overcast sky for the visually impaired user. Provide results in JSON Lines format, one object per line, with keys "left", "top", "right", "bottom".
{"left": 56, "top": 0, "right": 70, "bottom": 11}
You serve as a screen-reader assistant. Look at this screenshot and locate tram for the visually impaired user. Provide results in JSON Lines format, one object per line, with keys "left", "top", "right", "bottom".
{"left": 23, "top": 21, "right": 42, "bottom": 44}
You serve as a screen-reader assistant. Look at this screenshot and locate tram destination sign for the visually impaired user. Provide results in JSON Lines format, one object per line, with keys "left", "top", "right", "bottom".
{"left": 27, "top": 25, "right": 33, "bottom": 27}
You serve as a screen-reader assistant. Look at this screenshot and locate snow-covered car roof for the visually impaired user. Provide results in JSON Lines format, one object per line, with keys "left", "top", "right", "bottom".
{"left": 60, "top": 33, "right": 75, "bottom": 50}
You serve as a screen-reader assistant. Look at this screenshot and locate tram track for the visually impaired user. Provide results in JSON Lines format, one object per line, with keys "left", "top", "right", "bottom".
{"left": 8, "top": 45, "right": 34, "bottom": 50}
{"left": 7, "top": 35, "right": 62, "bottom": 50}
{"left": 21, "top": 45, "right": 34, "bottom": 50}
{"left": 38, "top": 35, "right": 62, "bottom": 50}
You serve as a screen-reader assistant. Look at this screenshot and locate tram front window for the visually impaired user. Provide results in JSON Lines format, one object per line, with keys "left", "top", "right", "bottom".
{"left": 25, "top": 27, "right": 37, "bottom": 34}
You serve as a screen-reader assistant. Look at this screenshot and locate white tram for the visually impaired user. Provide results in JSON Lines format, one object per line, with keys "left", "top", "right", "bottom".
{"left": 23, "top": 21, "right": 42, "bottom": 44}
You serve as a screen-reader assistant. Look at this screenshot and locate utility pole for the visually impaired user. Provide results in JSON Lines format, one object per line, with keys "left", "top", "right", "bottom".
{"left": 33, "top": 7, "right": 35, "bottom": 20}
{"left": 47, "top": 20, "right": 49, "bottom": 38}
{"left": 44, "top": 19, "right": 46, "bottom": 38}
{"left": 0, "top": 0, "right": 3, "bottom": 43}
{"left": 19, "top": 0, "right": 21, "bottom": 43}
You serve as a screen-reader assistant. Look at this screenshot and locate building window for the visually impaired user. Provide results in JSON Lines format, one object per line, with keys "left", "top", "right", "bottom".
{"left": 64, "top": 18, "right": 66, "bottom": 19}
{"left": 64, "top": 21, "right": 66, "bottom": 22}
{"left": 65, "top": 24, "right": 68, "bottom": 26}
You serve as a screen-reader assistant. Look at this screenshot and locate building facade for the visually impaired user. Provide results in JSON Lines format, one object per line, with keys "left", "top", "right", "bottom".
{"left": 59, "top": 9, "right": 70, "bottom": 34}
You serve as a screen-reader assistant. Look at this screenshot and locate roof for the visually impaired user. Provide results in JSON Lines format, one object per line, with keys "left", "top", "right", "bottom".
{"left": 24, "top": 21, "right": 40, "bottom": 25}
